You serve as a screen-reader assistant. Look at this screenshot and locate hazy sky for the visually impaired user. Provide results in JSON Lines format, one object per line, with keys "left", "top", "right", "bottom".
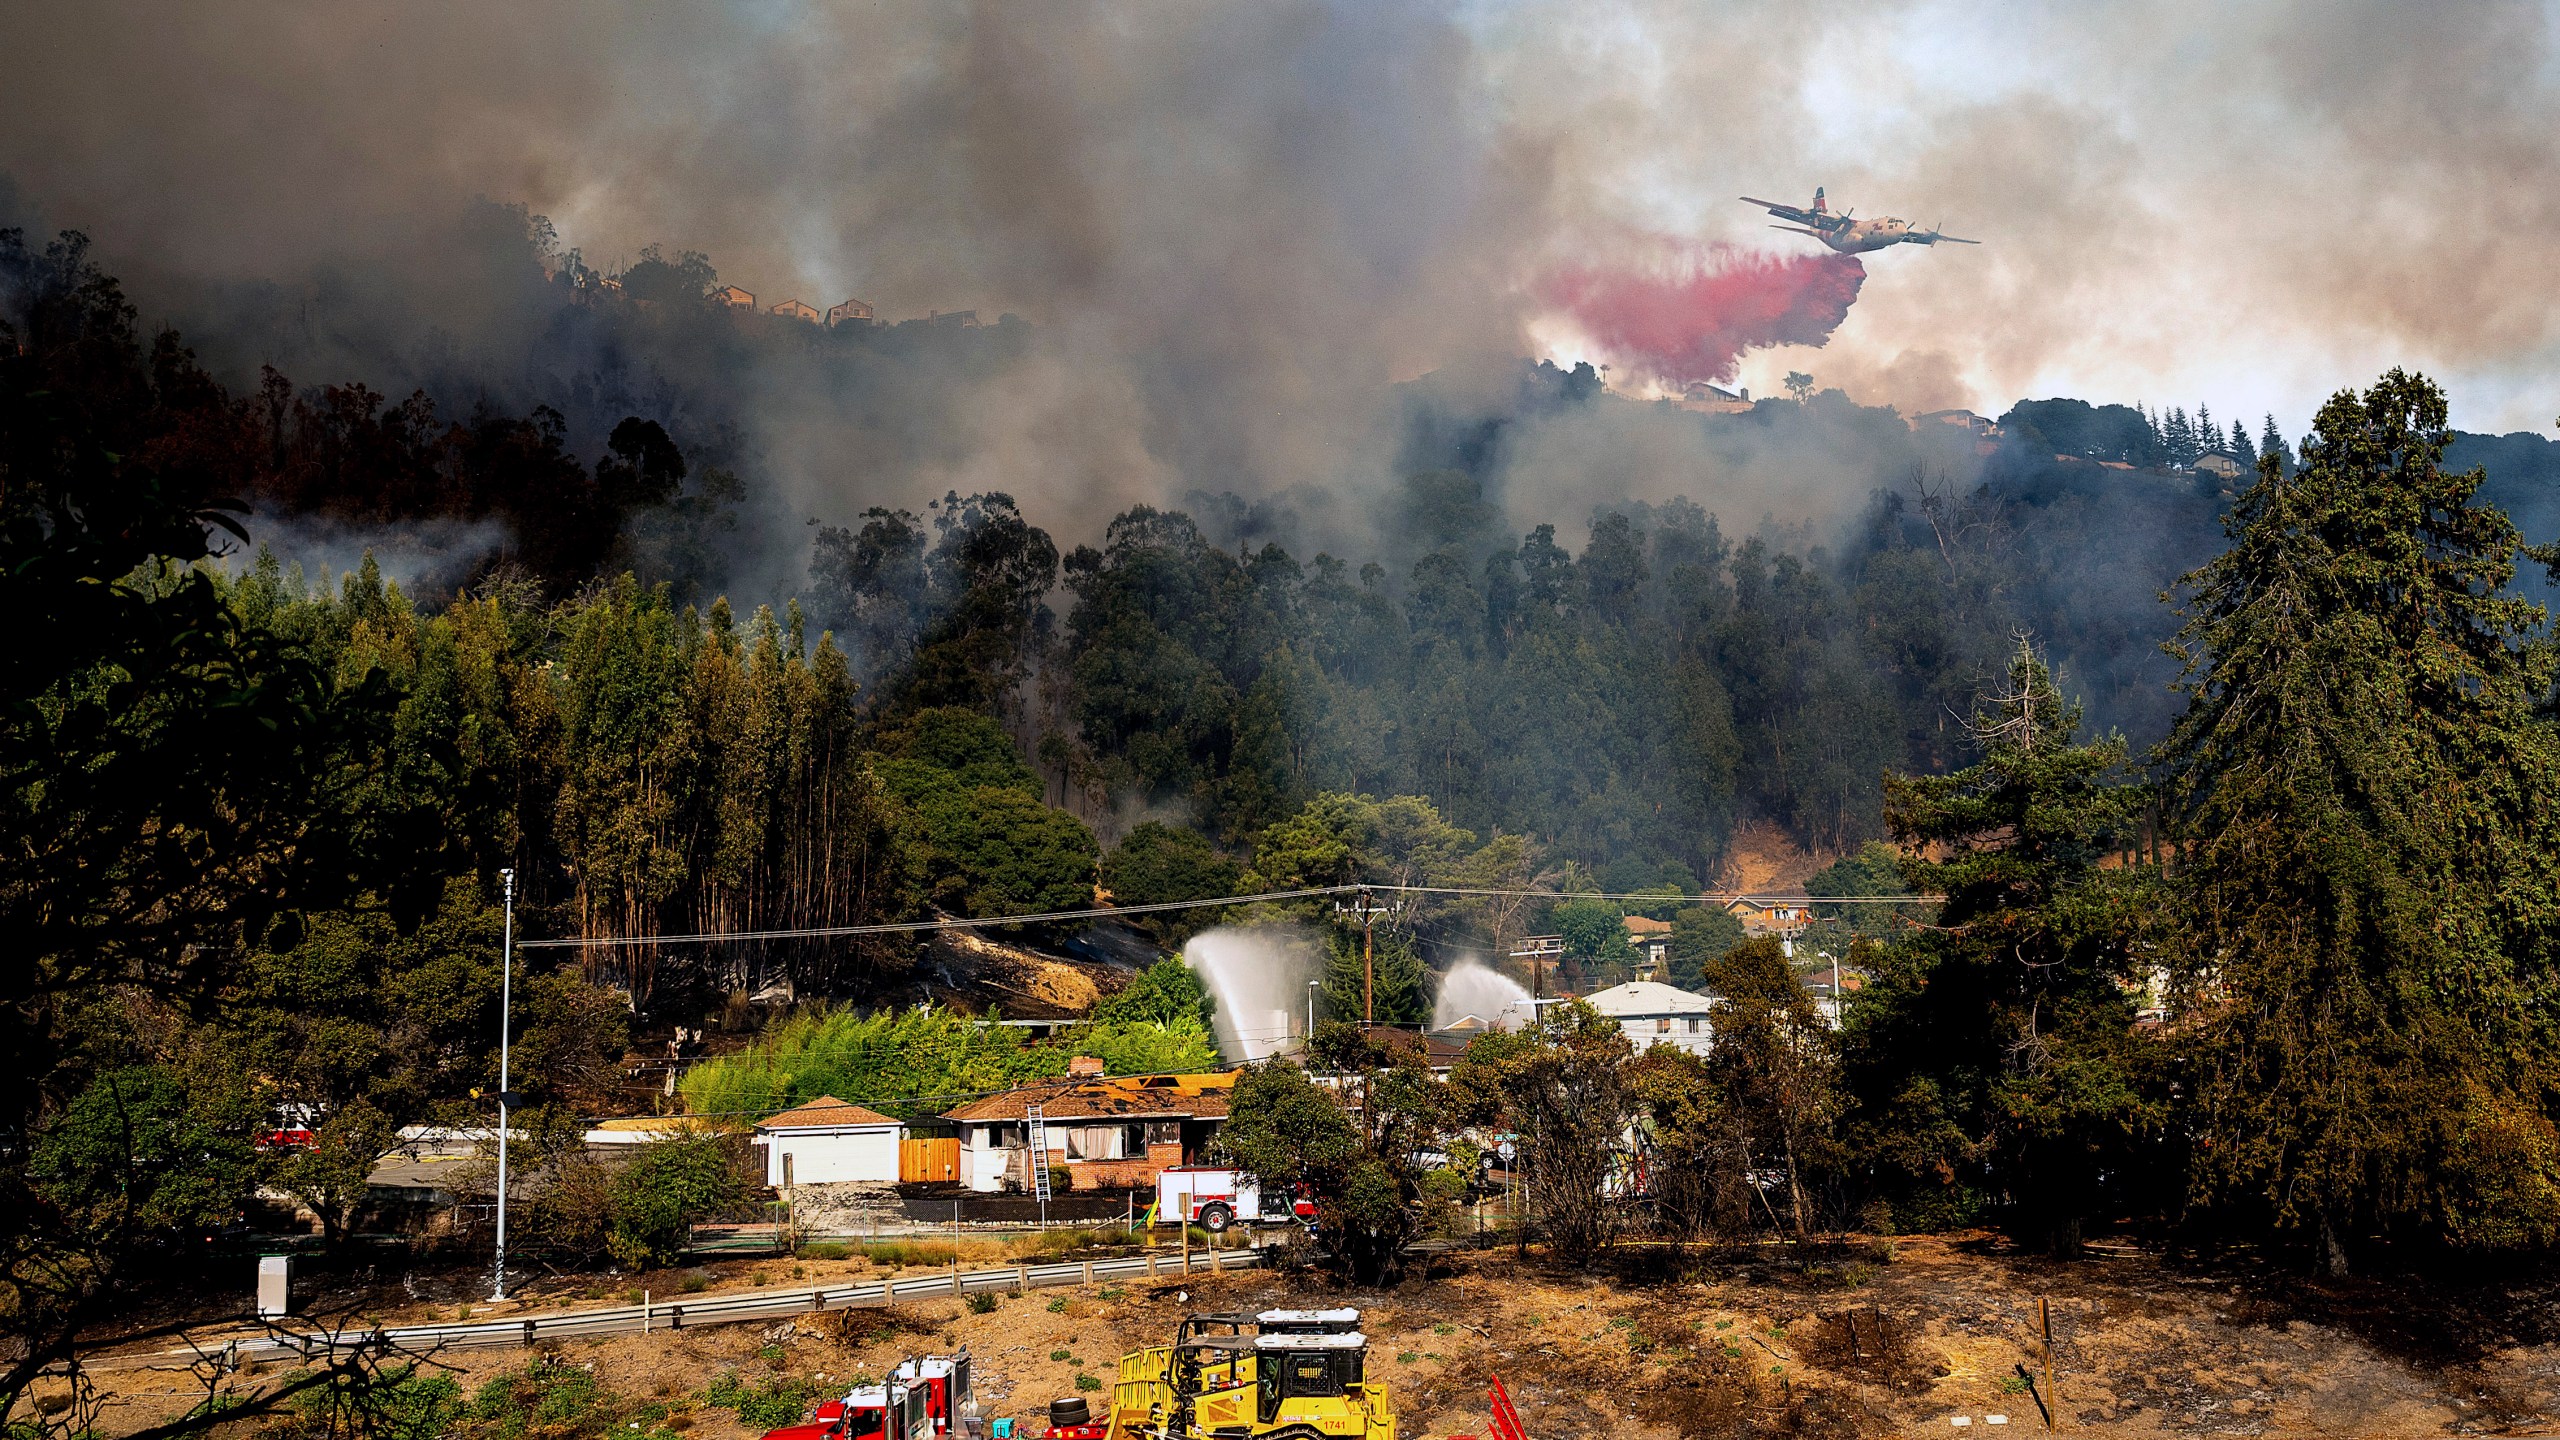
{"left": 3, "top": 0, "right": 2554, "bottom": 448}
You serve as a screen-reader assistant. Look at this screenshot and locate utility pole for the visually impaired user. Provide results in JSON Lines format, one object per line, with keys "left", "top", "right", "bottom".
{"left": 1362, "top": 890, "right": 1375, "bottom": 1025}
{"left": 491, "top": 868, "right": 516, "bottom": 1302}
{"left": 1333, "top": 889, "right": 1397, "bottom": 1026}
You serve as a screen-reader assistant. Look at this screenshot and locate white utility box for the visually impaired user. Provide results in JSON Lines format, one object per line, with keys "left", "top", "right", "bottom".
{"left": 256, "top": 1255, "right": 291, "bottom": 1319}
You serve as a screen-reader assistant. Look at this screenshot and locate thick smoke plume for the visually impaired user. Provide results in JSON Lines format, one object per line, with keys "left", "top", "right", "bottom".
{"left": 1542, "top": 245, "right": 1866, "bottom": 388}
{"left": 5, "top": 0, "right": 2559, "bottom": 589}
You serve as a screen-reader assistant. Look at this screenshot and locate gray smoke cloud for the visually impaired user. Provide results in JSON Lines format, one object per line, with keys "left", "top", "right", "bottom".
{"left": 3, "top": 0, "right": 2554, "bottom": 583}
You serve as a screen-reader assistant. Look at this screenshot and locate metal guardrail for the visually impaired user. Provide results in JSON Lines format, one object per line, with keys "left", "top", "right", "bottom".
{"left": 226, "top": 1245, "right": 1276, "bottom": 1361}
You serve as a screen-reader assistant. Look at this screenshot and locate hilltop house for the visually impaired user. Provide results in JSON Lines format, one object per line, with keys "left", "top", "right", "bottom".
{"left": 827, "top": 297, "right": 877, "bottom": 327}
{"left": 710, "top": 284, "right": 756, "bottom": 309}
{"left": 1724, "top": 896, "right": 1811, "bottom": 937}
{"left": 770, "top": 298, "right": 822, "bottom": 323}
{"left": 943, "top": 1059, "right": 1233, "bottom": 1193}
{"left": 1622, "top": 914, "right": 1674, "bottom": 967}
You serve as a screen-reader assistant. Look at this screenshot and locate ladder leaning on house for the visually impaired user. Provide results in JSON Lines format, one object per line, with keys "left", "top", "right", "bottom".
{"left": 1025, "top": 1102, "right": 1051, "bottom": 1224}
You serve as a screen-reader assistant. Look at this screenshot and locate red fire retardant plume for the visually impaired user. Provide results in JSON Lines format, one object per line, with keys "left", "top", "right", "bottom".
{"left": 1542, "top": 244, "right": 1867, "bottom": 386}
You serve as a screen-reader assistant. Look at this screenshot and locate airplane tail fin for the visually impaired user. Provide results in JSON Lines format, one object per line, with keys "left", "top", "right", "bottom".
{"left": 1812, "top": 187, "right": 1827, "bottom": 213}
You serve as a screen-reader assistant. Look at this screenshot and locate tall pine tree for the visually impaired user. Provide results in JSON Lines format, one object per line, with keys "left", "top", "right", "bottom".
{"left": 2161, "top": 369, "right": 2560, "bottom": 1273}
{"left": 1843, "top": 638, "right": 2159, "bottom": 1252}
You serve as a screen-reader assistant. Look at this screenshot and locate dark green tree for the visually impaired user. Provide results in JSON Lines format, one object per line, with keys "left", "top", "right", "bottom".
{"left": 1100, "top": 823, "right": 1243, "bottom": 943}
{"left": 877, "top": 708, "right": 1098, "bottom": 917}
{"left": 1843, "top": 639, "right": 2157, "bottom": 1252}
{"left": 1700, "top": 939, "right": 1842, "bottom": 1237}
{"left": 1316, "top": 928, "right": 1428, "bottom": 1028}
{"left": 1218, "top": 1051, "right": 1436, "bottom": 1283}
{"left": 1807, "top": 839, "right": 1918, "bottom": 943}
{"left": 1093, "top": 955, "right": 1216, "bottom": 1029}
{"left": 1552, "top": 895, "right": 1630, "bottom": 960}
{"left": 2160, "top": 369, "right": 2560, "bottom": 1272}
{"left": 1665, "top": 905, "right": 1747, "bottom": 990}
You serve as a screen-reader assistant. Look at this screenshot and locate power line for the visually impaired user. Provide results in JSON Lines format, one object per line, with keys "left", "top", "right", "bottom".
{"left": 516, "top": 884, "right": 1361, "bottom": 950}
{"left": 1398, "top": 884, "right": 1936, "bottom": 905}
{"left": 516, "top": 881, "right": 1939, "bottom": 951}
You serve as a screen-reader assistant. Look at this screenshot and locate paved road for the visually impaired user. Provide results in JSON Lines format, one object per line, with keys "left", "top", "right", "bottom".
{"left": 167, "top": 1245, "right": 1277, "bottom": 1366}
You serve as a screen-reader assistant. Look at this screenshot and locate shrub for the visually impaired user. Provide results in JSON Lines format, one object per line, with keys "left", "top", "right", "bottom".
{"left": 803, "top": 1241, "right": 850, "bottom": 1261}
{"left": 608, "top": 1133, "right": 750, "bottom": 1270}
{"left": 459, "top": 1360, "right": 624, "bottom": 1440}
{"left": 966, "top": 1292, "right": 999, "bottom": 1314}
{"left": 706, "top": 1372, "right": 822, "bottom": 1430}
{"left": 1075, "top": 1375, "right": 1103, "bottom": 1393}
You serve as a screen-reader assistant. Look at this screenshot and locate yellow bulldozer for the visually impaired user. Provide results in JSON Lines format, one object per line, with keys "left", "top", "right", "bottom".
{"left": 1052, "top": 1308, "right": 1394, "bottom": 1440}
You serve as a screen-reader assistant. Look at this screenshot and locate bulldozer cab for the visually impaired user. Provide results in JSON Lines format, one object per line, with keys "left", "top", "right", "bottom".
{"left": 1167, "top": 1334, "right": 1256, "bottom": 1399}
{"left": 1252, "top": 1333, "right": 1365, "bottom": 1422}
{"left": 1175, "top": 1313, "right": 1258, "bottom": 1345}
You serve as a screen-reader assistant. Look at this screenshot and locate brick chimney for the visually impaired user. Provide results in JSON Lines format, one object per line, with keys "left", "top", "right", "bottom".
{"left": 1067, "top": 1055, "right": 1106, "bottom": 1079}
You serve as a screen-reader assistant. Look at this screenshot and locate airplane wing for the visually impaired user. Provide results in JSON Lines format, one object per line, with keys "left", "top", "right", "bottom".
{"left": 1771, "top": 225, "right": 1830, "bottom": 240}
{"left": 1911, "top": 229, "right": 1979, "bottom": 246}
{"left": 1741, "top": 196, "right": 1819, "bottom": 226}
{"left": 1933, "top": 234, "right": 1980, "bottom": 245}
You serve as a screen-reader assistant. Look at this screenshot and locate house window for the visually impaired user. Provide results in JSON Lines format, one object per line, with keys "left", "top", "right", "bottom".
{"left": 1687, "top": 1017, "right": 1701, "bottom": 1033}
{"left": 1143, "top": 1120, "right": 1183, "bottom": 1146}
{"left": 1066, "top": 1124, "right": 1127, "bottom": 1160}
{"left": 1656, "top": 1017, "right": 1671, "bottom": 1033}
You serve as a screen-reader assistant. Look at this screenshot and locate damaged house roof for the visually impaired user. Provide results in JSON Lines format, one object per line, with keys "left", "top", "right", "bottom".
{"left": 943, "top": 1072, "right": 1236, "bottom": 1124}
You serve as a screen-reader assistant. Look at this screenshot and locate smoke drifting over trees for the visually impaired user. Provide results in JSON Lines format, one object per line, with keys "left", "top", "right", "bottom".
{"left": 7, "top": 0, "right": 2560, "bottom": 585}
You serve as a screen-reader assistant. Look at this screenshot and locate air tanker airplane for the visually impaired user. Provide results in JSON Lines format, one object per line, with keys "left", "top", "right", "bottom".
{"left": 1740, "top": 188, "right": 1978, "bottom": 253}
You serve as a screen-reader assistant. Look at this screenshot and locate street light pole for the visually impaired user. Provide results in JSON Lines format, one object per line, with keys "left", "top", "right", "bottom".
{"left": 1307, "top": 980, "right": 1318, "bottom": 1040}
{"left": 491, "top": 868, "right": 516, "bottom": 1302}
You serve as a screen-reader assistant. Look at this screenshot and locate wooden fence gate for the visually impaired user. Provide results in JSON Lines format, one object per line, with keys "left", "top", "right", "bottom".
{"left": 901, "top": 1137, "right": 960, "bottom": 1183}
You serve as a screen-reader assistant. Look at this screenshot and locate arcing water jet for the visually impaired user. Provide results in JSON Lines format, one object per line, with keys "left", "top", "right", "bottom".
{"left": 1432, "top": 958, "right": 1534, "bottom": 1031}
{"left": 1181, "top": 926, "right": 1322, "bottom": 1062}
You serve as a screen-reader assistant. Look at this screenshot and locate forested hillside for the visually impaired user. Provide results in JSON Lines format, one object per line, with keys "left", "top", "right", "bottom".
{"left": 16, "top": 216, "right": 2560, "bottom": 1408}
